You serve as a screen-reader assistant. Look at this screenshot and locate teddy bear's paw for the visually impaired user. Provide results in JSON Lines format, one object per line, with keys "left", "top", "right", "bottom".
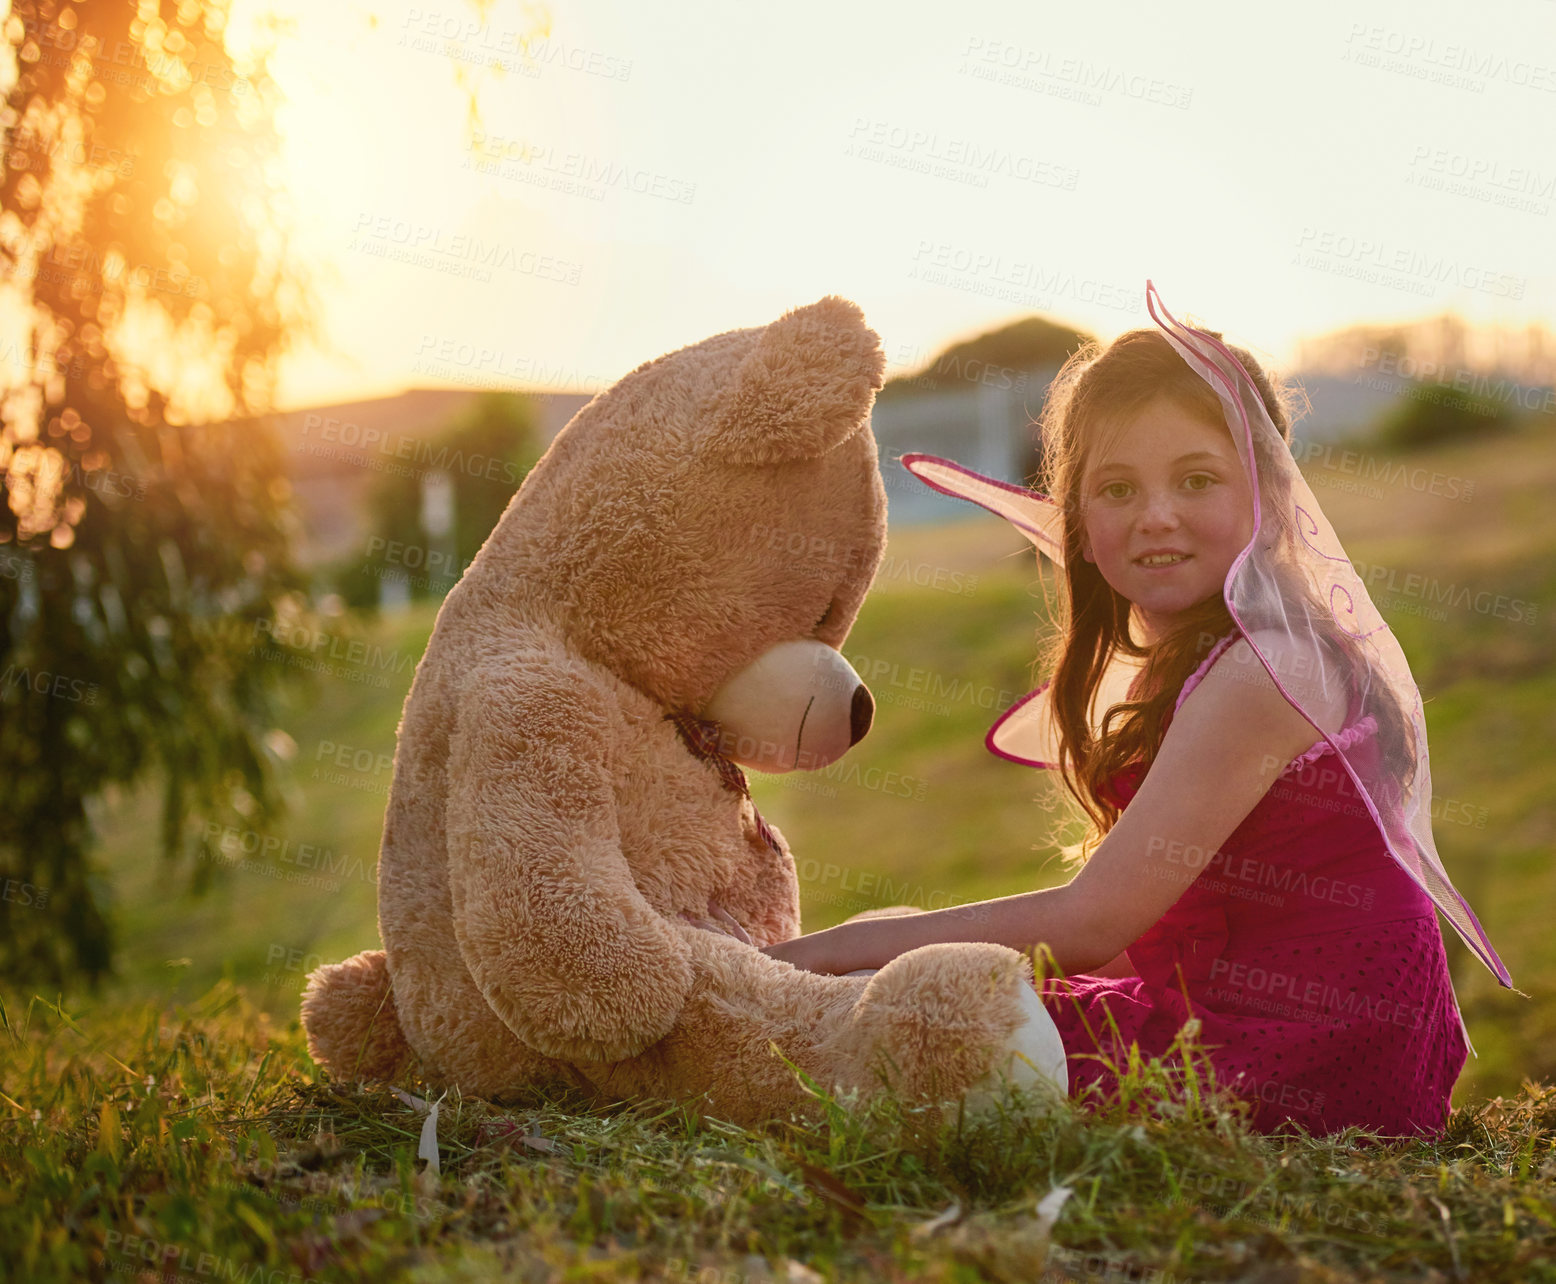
{"left": 960, "top": 980, "right": 1069, "bottom": 1117}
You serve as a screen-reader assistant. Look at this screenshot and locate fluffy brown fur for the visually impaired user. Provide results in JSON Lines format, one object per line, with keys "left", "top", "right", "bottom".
{"left": 302, "top": 298, "right": 1050, "bottom": 1126}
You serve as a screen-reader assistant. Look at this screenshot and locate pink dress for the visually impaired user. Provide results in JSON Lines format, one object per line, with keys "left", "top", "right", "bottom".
{"left": 1037, "top": 630, "right": 1469, "bottom": 1137}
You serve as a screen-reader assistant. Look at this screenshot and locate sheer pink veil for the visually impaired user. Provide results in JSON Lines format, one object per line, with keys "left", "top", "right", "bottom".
{"left": 902, "top": 282, "right": 1512, "bottom": 1018}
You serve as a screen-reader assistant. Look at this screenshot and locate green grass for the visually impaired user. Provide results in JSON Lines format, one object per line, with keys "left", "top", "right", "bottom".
{"left": 14, "top": 419, "right": 1553, "bottom": 1279}
{"left": 4, "top": 982, "right": 1556, "bottom": 1282}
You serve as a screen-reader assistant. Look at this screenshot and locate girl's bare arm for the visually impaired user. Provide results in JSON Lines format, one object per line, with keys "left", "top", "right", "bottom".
{"left": 761, "top": 632, "right": 1347, "bottom": 976}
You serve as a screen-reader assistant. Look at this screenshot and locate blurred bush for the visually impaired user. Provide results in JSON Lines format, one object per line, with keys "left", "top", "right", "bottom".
{"left": 1374, "top": 386, "right": 1517, "bottom": 451}
{"left": 333, "top": 393, "right": 541, "bottom": 610}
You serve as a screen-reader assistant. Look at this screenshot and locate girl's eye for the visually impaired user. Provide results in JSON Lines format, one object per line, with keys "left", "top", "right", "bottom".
{"left": 1184, "top": 473, "right": 1216, "bottom": 491}
{"left": 1099, "top": 481, "right": 1130, "bottom": 499}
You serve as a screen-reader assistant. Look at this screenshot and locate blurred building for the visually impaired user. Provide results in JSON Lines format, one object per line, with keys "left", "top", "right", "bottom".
{"left": 269, "top": 361, "right": 1549, "bottom": 566}
{"left": 272, "top": 388, "right": 592, "bottom": 569}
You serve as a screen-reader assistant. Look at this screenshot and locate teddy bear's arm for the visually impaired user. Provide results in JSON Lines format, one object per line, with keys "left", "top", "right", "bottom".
{"left": 444, "top": 659, "right": 696, "bottom": 1064}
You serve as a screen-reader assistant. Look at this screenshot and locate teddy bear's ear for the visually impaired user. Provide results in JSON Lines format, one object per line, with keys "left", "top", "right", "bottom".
{"left": 704, "top": 296, "right": 886, "bottom": 465}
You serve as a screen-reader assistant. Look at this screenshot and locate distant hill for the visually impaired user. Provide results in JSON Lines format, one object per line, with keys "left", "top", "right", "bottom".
{"left": 879, "top": 314, "right": 1093, "bottom": 401}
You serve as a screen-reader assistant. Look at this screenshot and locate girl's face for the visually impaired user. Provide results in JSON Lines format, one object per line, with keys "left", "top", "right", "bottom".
{"left": 1079, "top": 394, "right": 1254, "bottom": 641}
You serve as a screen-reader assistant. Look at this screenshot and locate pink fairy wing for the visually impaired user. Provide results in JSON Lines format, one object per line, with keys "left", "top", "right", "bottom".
{"left": 981, "top": 654, "right": 1144, "bottom": 770}
{"left": 899, "top": 453, "right": 1067, "bottom": 568}
{"left": 899, "top": 453, "right": 1143, "bottom": 769}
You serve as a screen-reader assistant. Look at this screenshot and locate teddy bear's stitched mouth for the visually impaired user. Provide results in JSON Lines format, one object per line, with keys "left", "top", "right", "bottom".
{"left": 793, "top": 695, "right": 815, "bottom": 765}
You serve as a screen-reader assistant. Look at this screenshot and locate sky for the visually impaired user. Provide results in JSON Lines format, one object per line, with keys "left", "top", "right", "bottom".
{"left": 233, "top": 0, "right": 1556, "bottom": 410}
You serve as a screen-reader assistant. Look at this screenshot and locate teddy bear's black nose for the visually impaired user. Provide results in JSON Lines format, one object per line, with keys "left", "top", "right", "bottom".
{"left": 849, "top": 684, "right": 874, "bottom": 745}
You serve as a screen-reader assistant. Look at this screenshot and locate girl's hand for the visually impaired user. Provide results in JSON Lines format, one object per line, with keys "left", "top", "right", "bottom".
{"left": 760, "top": 933, "right": 844, "bottom": 975}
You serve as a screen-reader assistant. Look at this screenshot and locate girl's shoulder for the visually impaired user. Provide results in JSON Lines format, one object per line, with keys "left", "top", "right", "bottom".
{"left": 1174, "top": 625, "right": 1352, "bottom": 742}
{"left": 1171, "top": 629, "right": 1241, "bottom": 715}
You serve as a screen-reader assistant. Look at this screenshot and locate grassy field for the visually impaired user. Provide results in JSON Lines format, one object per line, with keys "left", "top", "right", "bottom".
{"left": 4, "top": 982, "right": 1556, "bottom": 1282}
{"left": 4, "top": 421, "right": 1553, "bottom": 1280}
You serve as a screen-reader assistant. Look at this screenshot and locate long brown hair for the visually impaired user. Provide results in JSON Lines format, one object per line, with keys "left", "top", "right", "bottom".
{"left": 1032, "top": 328, "right": 1416, "bottom": 861}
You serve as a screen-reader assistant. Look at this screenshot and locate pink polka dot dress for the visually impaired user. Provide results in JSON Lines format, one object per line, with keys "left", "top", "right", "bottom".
{"left": 1037, "top": 631, "right": 1470, "bottom": 1137}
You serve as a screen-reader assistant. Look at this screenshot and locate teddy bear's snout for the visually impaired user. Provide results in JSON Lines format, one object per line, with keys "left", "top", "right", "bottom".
{"left": 701, "top": 640, "right": 873, "bottom": 773}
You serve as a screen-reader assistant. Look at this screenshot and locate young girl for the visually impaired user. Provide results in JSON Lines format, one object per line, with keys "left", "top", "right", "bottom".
{"left": 760, "top": 284, "right": 1511, "bottom": 1138}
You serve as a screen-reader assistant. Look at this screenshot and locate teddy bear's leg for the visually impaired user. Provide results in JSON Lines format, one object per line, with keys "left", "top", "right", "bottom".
{"left": 387, "top": 939, "right": 584, "bottom": 1101}
{"left": 583, "top": 934, "right": 1065, "bottom": 1127}
{"left": 842, "top": 941, "right": 1069, "bottom": 1113}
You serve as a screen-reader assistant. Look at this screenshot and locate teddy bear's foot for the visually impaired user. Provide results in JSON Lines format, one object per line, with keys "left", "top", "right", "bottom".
{"left": 302, "top": 949, "right": 411, "bottom": 1084}
{"left": 960, "top": 978, "right": 1068, "bottom": 1116}
{"left": 843, "top": 942, "right": 1068, "bottom": 1113}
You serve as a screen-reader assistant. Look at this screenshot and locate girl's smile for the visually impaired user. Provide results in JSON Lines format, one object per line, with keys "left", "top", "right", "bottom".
{"left": 1079, "top": 394, "right": 1254, "bottom": 639}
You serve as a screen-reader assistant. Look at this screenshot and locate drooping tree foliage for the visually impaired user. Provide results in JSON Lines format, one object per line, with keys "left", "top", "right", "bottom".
{"left": 0, "top": 0, "right": 314, "bottom": 985}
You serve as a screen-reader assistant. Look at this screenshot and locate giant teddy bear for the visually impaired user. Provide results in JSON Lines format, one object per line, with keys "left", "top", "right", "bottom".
{"left": 301, "top": 296, "right": 1066, "bottom": 1127}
